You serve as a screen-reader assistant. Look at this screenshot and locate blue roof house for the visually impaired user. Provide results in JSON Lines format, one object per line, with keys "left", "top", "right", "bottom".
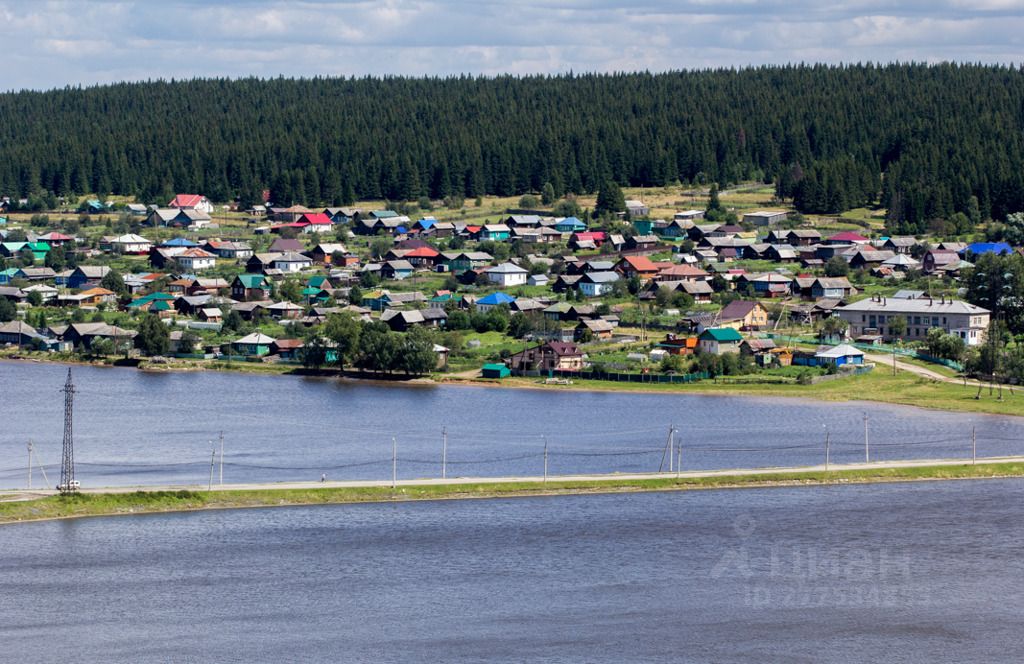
{"left": 554, "top": 217, "right": 587, "bottom": 233}
{"left": 475, "top": 291, "right": 516, "bottom": 313}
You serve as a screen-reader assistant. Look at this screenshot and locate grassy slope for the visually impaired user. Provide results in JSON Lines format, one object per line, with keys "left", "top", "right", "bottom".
{"left": 3, "top": 462, "right": 1023, "bottom": 525}
{"left": 456, "top": 369, "right": 1023, "bottom": 417}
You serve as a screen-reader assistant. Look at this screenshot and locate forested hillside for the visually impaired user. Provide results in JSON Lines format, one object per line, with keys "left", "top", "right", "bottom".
{"left": 1, "top": 64, "right": 1022, "bottom": 231}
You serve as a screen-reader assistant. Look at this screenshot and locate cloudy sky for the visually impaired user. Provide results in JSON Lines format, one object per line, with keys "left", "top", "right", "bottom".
{"left": 2, "top": 0, "right": 1022, "bottom": 90}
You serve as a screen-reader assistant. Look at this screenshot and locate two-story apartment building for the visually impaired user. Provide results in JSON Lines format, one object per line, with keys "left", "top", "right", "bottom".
{"left": 834, "top": 296, "right": 990, "bottom": 345}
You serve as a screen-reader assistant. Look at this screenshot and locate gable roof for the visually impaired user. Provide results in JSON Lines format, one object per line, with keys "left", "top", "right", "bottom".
{"left": 828, "top": 231, "right": 870, "bottom": 243}
{"left": 169, "top": 194, "right": 207, "bottom": 208}
{"left": 699, "top": 327, "right": 744, "bottom": 342}
{"left": 619, "top": 255, "right": 660, "bottom": 272}
{"left": 719, "top": 300, "right": 763, "bottom": 321}
{"left": 477, "top": 292, "right": 516, "bottom": 306}
{"left": 235, "top": 332, "right": 276, "bottom": 345}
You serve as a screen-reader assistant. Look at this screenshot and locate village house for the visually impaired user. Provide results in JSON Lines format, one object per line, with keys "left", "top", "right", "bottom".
{"left": 168, "top": 194, "right": 214, "bottom": 215}
{"left": 835, "top": 295, "right": 990, "bottom": 345}
{"left": 475, "top": 291, "right": 516, "bottom": 312}
{"left": 848, "top": 248, "right": 896, "bottom": 270}
{"left": 380, "top": 260, "right": 414, "bottom": 280}
{"left": 811, "top": 277, "right": 855, "bottom": 300}
{"left": 295, "top": 212, "right": 333, "bottom": 234}
{"left": 266, "top": 301, "right": 304, "bottom": 320}
{"left": 62, "top": 322, "right": 136, "bottom": 350}
{"left": 615, "top": 255, "right": 661, "bottom": 281}
{"left": 110, "top": 234, "right": 153, "bottom": 255}
{"left": 0, "top": 320, "right": 45, "bottom": 347}
{"left": 508, "top": 341, "right": 584, "bottom": 373}
{"left": 268, "top": 339, "right": 305, "bottom": 360}
{"left": 578, "top": 271, "right": 620, "bottom": 297}
{"left": 231, "top": 274, "right": 271, "bottom": 301}
{"left": 270, "top": 252, "right": 313, "bottom": 273}
{"left": 922, "top": 249, "right": 962, "bottom": 275}
{"left": 625, "top": 200, "right": 649, "bottom": 218}
{"left": 67, "top": 265, "right": 110, "bottom": 290}
{"left": 148, "top": 208, "right": 212, "bottom": 229}
{"left": 204, "top": 240, "right": 253, "bottom": 260}
{"left": 717, "top": 300, "right": 770, "bottom": 330}
{"left": 485, "top": 263, "right": 528, "bottom": 287}
{"left": 575, "top": 318, "right": 615, "bottom": 341}
{"left": 175, "top": 247, "right": 218, "bottom": 271}
{"left": 742, "top": 210, "right": 788, "bottom": 227}
{"left": 697, "top": 327, "right": 743, "bottom": 355}
{"left": 479, "top": 224, "right": 511, "bottom": 241}
{"left": 553, "top": 217, "right": 587, "bottom": 234}
{"left": 654, "top": 280, "right": 714, "bottom": 303}
{"left": 444, "top": 251, "right": 494, "bottom": 274}
{"left": 232, "top": 332, "right": 275, "bottom": 356}
{"left": 883, "top": 236, "right": 918, "bottom": 254}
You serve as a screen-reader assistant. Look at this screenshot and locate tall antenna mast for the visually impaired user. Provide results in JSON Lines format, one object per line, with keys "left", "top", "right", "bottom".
{"left": 59, "top": 368, "right": 78, "bottom": 493}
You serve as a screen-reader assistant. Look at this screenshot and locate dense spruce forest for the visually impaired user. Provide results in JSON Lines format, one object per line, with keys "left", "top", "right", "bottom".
{"left": 1, "top": 64, "right": 1023, "bottom": 232}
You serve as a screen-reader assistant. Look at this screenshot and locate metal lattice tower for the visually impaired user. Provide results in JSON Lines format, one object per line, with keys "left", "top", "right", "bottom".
{"left": 59, "top": 368, "right": 77, "bottom": 493}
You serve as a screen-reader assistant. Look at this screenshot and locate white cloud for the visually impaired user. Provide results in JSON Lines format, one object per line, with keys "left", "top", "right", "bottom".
{"left": 0, "top": 0, "right": 1020, "bottom": 90}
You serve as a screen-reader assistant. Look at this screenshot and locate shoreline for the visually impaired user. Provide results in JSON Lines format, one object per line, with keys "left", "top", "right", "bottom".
{"left": 2, "top": 354, "right": 1020, "bottom": 417}
{"left": 3, "top": 461, "right": 1023, "bottom": 526}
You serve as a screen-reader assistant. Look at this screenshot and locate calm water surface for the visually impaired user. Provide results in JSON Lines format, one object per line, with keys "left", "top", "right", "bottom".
{"left": 1, "top": 360, "right": 1022, "bottom": 488}
{"left": 2, "top": 480, "right": 1023, "bottom": 662}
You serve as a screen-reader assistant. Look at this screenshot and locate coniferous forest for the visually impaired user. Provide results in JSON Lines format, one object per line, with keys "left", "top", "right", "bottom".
{"left": 1, "top": 63, "right": 1023, "bottom": 232}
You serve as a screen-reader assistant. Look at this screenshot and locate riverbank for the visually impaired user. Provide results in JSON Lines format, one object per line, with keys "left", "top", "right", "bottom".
{"left": 4, "top": 461, "right": 1023, "bottom": 525}
{"left": 2, "top": 352, "right": 1019, "bottom": 417}
{"left": 442, "top": 370, "right": 1022, "bottom": 417}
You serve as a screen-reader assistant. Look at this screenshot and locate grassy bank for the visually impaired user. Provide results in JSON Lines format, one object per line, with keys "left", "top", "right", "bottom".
{"left": 447, "top": 369, "right": 1022, "bottom": 417}
{"left": 3, "top": 462, "right": 1024, "bottom": 525}
{"left": 4, "top": 353, "right": 1019, "bottom": 416}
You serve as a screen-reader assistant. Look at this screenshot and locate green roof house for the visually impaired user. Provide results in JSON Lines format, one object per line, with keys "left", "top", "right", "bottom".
{"left": 481, "top": 363, "right": 511, "bottom": 379}
{"left": 232, "top": 274, "right": 271, "bottom": 301}
{"left": 697, "top": 327, "right": 743, "bottom": 355}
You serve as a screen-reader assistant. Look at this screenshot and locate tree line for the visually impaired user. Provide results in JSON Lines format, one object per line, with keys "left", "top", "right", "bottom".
{"left": 1, "top": 64, "right": 1023, "bottom": 230}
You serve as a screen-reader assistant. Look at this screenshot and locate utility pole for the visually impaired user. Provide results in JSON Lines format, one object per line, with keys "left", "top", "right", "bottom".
{"left": 27, "top": 441, "right": 33, "bottom": 490}
{"left": 972, "top": 426, "right": 977, "bottom": 465}
{"left": 442, "top": 426, "right": 447, "bottom": 480}
{"left": 32, "top": 445, "right": 50, "bottom": 488}
{"left": 669, "top": 425, "right": 675, "bottom": 473}
{"left": 219, "top": 430, "right": 224, "bottom": 486}
{"left": 58, "top": 368, "right": 77, "bottom": 493}
{"left": 392, "top": 437, "right": 397, "bottom": 489}
{"left": 543, "top": 437, "right": 548, "bottom": 483}
{"left": 824, "top": 426, "right": 831, "bottom": 472}
{"left": 863, "top": 413, "right": 869, "bottom": 464}
{"left": 208, "top": 446, "right": 215, "bottom": 490}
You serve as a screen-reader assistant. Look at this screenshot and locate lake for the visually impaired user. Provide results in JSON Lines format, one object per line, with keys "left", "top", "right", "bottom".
{"left": 2, "top": 479, "right": 1023, "bottom": 662}
{"left": 1, "top": 360, "right": 1022, "bottom": 488}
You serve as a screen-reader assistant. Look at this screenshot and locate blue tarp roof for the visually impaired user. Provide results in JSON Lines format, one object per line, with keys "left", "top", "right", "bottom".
{"left": 477, "top": 292, "right": 516, "bottom": 306}
{"left": 162, "top": 237, "right": 198, "bottom": 247}
{"left": 963, "top": 242, "right": 1013, "bottom": 256}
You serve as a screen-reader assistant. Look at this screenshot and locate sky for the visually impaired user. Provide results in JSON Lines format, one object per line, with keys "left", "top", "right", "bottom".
{"left": 1, "top": 0, "right": 1022, "bottom": 90}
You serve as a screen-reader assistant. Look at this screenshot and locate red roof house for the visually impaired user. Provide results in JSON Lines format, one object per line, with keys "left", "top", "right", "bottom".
{"left": 168, "top": 194, "right": 213, "bottom": 214}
